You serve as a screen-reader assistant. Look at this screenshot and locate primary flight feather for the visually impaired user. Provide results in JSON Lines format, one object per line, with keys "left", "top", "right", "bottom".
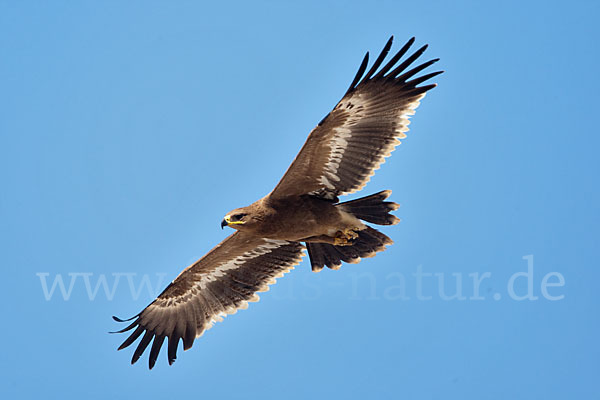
{"left": 112, "top": 36, "right": 442, "bottom": 369}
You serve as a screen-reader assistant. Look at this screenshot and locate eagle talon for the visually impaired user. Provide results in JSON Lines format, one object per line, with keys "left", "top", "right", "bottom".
{"left": 334, "top": 236, "right": 349, "bottom": 246}
{"left": 333, "top": 228, "right": 359, "bottom": 246}
{"left": 343, "top": 228, "right": 359, "bottom": 240}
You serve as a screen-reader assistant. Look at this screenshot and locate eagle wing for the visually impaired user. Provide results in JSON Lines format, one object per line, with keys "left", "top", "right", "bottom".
{"left": 112, "top": 232, "right": 305, "bottom": 369}
{"left": 270, "top": 37, "right": 442, "bottom": 201}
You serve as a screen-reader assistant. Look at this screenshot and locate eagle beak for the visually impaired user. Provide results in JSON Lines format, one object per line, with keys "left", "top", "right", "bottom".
{"left": 221, "top": 214, "right": 245, "bottom": 229}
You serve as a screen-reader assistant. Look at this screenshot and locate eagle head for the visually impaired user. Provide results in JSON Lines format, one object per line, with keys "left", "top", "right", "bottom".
{"left": 221, "top": 207, "right": 252, "bottom": 230}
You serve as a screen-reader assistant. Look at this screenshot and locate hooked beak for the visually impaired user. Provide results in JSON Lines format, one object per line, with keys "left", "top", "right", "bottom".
{"left": 221, "top": 214, "right": 245, "bottom": 229}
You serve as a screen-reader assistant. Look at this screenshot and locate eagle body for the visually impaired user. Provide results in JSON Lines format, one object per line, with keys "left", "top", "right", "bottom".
{"left": 227, "top": 195, "right": 364, "bottom": 242}
{"left": 113, "top": 36, "right": 442, "bottom": 369}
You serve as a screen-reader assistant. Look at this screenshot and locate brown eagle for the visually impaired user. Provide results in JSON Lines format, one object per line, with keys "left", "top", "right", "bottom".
{"left": 112, "top": 36, "right": 442, "bottom": 369}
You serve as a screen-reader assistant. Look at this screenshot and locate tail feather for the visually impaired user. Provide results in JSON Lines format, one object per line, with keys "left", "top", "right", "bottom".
{"left": 306, "top": 243, "right": 327, "bottom": 271}
{"left": 306, "top": 190, "right": 399, "bottom": 272}
{"left": 307, "top": 226, "right": 393, "bottom": 272}
{"left": 337, "top": 190, "right": 400, "bottom": 225}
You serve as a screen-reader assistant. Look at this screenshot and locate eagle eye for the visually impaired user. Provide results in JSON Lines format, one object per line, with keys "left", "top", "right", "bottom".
{"left": 232, "top": 213, "right": 247, "bottom": 221}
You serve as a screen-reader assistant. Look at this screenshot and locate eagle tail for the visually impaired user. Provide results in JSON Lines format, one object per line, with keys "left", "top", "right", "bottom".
{"left": 306, "top": 191, "right": 398, "bottom": 272}
{"left": 306, "top": 226, "right": 393, "bottom": 272}
{"left": 336, "top": 190, "right": 400, "bottom": 226}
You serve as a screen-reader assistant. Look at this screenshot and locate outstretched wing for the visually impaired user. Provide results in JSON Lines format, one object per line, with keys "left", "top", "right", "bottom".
{"left": 112, "top": 232, "right": 305, "bottom": 369}
{"left": 270, "top": 36, "right": 442, "bottom": 201}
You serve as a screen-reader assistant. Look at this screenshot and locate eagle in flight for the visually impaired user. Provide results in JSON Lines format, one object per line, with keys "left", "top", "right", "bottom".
{"left": 113, "top": 36, "right": 442, "bottom": 369}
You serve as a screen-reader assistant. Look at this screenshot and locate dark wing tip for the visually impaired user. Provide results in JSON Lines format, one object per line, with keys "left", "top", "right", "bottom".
{"left": 361, "top": 36, "right": 395, "bottom": 83}
{"left": 110, "top": 320, "right": 140, "bottom": 335}
{"left": 346, "top": 51, "right": 370, "bottom": 93}
{"left": 372, "top": 36, "right": 416, "bottom": 80}
{"left": 406, "top": 70, "right": 444, "bottom": 89}
{"left": 112, "top": 314, "right": 138, "bottom": 323}
{"left": 385, "top": 36, "right": 394, "bottom": 50}
{"left": 110, "top": 313, "right": 142, "bottom": 334}
{"left": 148, "top": 335, "right": 166, "bottom": 370}
{"left": 116, "top": 325, "right": 145, "bottom": 350}
{"left": 416, "top": 83, "right": 438, "bottom": 93}
{"left": 131, "top": 331, "right": 153, "bottom": 365}
{"left": 113, "top": 309, "right": 194, "bottom": 368}
{"left": 168, "top": 334, "right": 181, "bottom": 365}
{"left": 344, "top": 36, "right": 441, "bottom": 96}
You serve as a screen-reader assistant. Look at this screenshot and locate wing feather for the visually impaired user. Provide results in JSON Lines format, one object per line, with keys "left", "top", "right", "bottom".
{"left": 270, "top": 37, "right": 442, "bottom": 201}
{"left": 362, "top": 36, "right": 394, "bottom": 82}
{"left": 112, "top": 232, "right": 305, "bottom": 368}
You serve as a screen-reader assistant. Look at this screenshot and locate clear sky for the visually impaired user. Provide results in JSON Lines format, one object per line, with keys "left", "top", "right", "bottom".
{"left": 1, "top": 1, "right": 598, "bottom": 399}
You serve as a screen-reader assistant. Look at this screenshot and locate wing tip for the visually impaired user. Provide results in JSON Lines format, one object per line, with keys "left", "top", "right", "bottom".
{"left": 112, "top": 314, "right": 138, "bottom": 323}
{"left": 346, "top": 51, "right": 370, "bottom": 93}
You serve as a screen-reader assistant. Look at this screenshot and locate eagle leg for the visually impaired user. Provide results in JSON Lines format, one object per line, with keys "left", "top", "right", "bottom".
{"left": 333, "top": 228, "right": 359, "bottom": 246}
{"left": 301, "top": 229, "right": 360, "bottom": 246}
{"left": 301, "top": 234, "right": 337, "bottom": 245}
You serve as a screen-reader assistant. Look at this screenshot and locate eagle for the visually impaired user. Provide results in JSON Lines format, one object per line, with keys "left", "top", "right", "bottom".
{"left": 112, "top": 36, "right": 442, "bottom": 369}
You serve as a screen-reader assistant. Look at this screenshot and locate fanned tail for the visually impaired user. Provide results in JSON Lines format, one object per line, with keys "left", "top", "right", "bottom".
{"left": 336, "top": 190, "right": 400, "bottom": 225}
{"left": 307, "top": 226, "right": 393, "bottom": 272}
{"left": 307, "top": 190, "right": 399, "bottom": 272}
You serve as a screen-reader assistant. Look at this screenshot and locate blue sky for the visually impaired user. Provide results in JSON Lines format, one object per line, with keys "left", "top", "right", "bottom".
{"left": 1, "top": 1, "right": 598, "bottom": 399}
